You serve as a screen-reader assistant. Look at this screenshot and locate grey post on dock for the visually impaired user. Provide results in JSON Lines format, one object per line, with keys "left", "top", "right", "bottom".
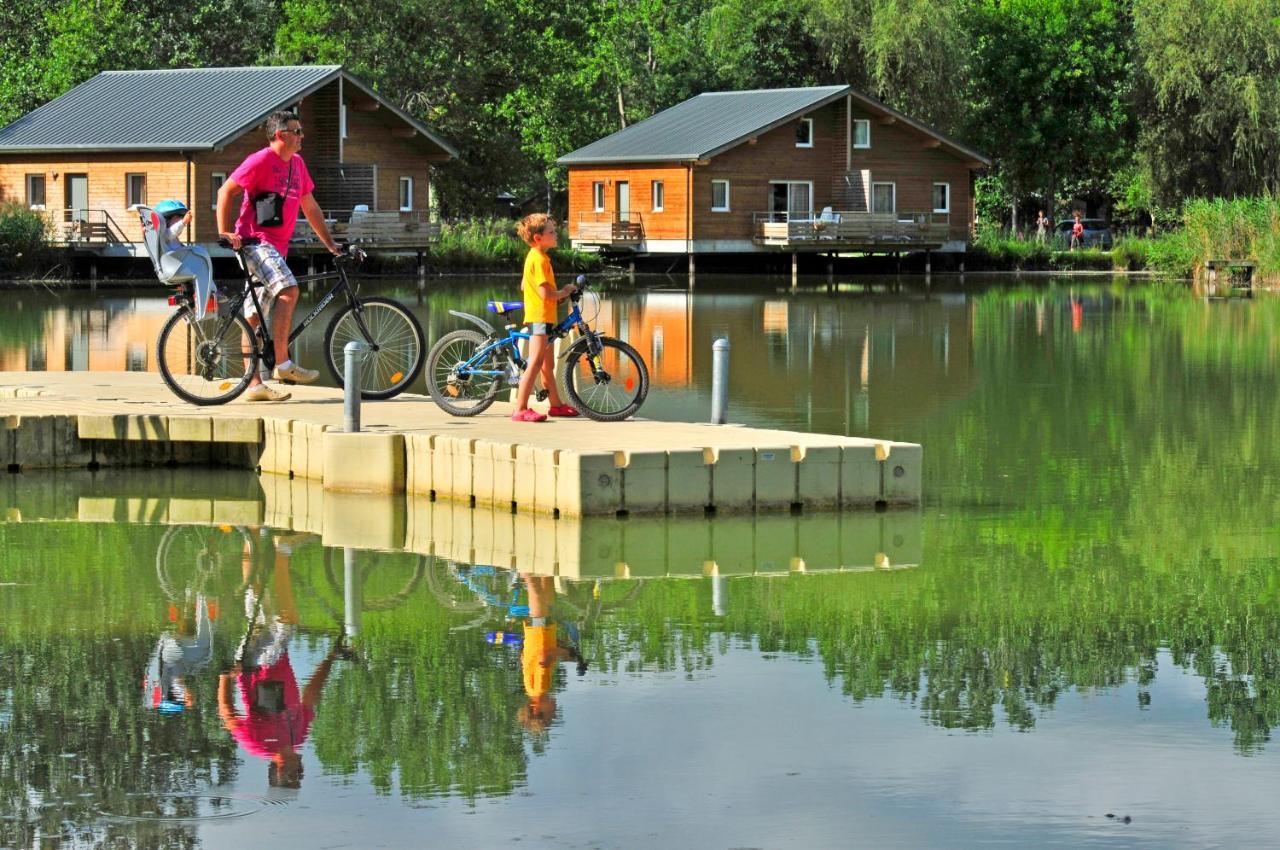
{"left": 344, "top": 340, "right": 367, "bottom": 432}
{"left": 711, "top": 336, "right": 730, "bottom": 424}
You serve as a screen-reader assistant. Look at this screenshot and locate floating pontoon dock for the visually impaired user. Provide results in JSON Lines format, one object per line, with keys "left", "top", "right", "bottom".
{"left": 2, "top": 372, "right": 921, "bottom": 517}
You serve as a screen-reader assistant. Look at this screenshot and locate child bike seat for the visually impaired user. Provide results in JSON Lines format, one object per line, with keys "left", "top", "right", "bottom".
{"left": 486, "top": 301, "right": 524, "bottom": 315}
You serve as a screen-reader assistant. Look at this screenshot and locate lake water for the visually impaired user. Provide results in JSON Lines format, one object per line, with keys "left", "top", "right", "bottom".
{"left": 3, "top": 274, "right": 1280, "bottom": 848}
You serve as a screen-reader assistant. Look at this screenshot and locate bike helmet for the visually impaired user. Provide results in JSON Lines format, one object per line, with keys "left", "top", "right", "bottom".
{"left": 153, "top": 199, "right": 189, "bottom": 219}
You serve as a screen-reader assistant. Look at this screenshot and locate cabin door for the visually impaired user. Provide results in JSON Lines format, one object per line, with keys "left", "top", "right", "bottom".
{"left": 616, "top": 182, "right": 630, "bottom": 222}
{"left": 65, "top": 174, "right": 88, "bottom": 222}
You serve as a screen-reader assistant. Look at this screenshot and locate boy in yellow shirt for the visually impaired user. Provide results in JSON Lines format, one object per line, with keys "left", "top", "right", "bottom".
{"left": 513, "top": 214, "right": 578, "bottom": 422}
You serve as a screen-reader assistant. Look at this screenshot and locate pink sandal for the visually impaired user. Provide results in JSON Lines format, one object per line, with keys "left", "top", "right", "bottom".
{"left": 511, "top": 408, "right": 547, "bottom": 422}
{"left": 548, "top": 405, "right": 580, "bottom": 417}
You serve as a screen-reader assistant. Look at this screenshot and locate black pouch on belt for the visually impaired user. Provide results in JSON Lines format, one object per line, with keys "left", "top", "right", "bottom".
{"left": 251, "top": 159, "right": 293, "bottom": 228}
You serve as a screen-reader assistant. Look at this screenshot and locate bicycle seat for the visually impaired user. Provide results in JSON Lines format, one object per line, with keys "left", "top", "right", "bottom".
{"left": 486, "top": 301, "right": 523, "bottom": 315}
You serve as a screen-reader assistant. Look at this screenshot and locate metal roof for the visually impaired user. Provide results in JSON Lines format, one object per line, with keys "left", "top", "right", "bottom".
{"left": 0, "top": 66, "right": 457, "bottom": 158}
{"left": 557, "top": 85, "right": 989, "bottom": 167}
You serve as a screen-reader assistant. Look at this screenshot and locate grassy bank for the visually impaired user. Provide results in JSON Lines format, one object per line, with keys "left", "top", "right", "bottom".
{"left": 972, "top": 198, "right": 1280, "bottom": 282}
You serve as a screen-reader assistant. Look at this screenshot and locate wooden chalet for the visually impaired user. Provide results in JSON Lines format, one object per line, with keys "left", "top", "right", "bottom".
{"left": 559, "top": 85, "right": 990, "bottom": 259}
{"left": 0, "top": 65, "right": 456, "bottom": 264}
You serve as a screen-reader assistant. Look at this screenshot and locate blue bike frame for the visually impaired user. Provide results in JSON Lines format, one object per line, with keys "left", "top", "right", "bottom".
{"left": 452, "top": 299, "right": 593, "bottom": 381}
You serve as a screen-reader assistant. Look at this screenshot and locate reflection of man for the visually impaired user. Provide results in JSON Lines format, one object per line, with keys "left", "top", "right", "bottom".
{"left": 516, "top": 574, "right": 583, "bottom": 733}
{"left": 217, "top": 531, "right": 342, "bottom": 788}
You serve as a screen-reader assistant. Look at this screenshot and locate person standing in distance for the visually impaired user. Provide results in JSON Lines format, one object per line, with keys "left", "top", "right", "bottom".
{"left": 216, "top": 110, "right": 342, "bottom": 402}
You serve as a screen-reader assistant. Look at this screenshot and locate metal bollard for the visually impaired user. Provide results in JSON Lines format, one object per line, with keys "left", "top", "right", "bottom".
{"left": 343, "top": 340, "right": 367, "bottom": 432}
{"left": 343, "top": 547, "right": 361, "bottom": 638}
{"left": 710, "top": 336, "right": 730, "bottom": 424}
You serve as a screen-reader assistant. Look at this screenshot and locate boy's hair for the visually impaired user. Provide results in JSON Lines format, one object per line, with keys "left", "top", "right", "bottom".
{"left": 517, "top": 213, "right": 556, "bottom": 246}
{"left": 265, "top": 110, "right": 300, "bottom": 142}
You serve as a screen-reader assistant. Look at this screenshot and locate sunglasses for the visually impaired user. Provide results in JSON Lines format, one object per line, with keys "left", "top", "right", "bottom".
{"left": 281, "top": 127, "right": 304, "bottom": 136}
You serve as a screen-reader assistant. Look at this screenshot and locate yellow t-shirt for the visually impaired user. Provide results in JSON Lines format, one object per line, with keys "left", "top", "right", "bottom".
{"left": 521, "top": 247, "right": 558, "bottom": 324}
{"left": 522, "top": 623, "right": 556, "bottom": 698}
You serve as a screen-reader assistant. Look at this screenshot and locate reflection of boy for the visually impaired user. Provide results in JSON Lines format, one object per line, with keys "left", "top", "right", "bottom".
{"left": 516, "top": 575, "right": 578, "bottom": 733}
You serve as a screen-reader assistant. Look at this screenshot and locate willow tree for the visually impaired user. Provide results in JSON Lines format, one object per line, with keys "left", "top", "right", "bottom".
{"left": 1132, "top": 0, "right": 1280, "bottom": 202}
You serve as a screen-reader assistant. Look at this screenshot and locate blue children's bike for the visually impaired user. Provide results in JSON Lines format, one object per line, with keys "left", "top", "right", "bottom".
{"left": 425, "top": 275, "right": 648, "bottom": 421}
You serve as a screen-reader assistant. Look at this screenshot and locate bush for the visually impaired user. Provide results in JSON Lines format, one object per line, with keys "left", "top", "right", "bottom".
{"left": 1110, "top": 237, "right": 1154, "bottom": 271}
{"left": 0, "top": 202, "right": 51, "bottom": 276}
{"left": 428, "top": 218, "right": 603, "bottom": 272}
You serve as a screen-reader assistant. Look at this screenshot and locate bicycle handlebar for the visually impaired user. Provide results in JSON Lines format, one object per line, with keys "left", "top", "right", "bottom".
{"left": 570, "top": 274, "right": 588, "bottom": 302}
{"left": 217, "top": 236, "right": 261, "bottom": 250}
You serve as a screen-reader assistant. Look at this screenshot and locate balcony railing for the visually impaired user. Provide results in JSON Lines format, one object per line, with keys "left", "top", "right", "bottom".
{"left": 293, "top": 210, "right": 441, "bottom": 245}
{"left": 38, "top": 209, "right": 132, "bottom": 246}
{"left": 574, "top": 211, "right": 643, "bottom": 245}
{"left": 753, "top": 211, "right": 952, "bottom": 245}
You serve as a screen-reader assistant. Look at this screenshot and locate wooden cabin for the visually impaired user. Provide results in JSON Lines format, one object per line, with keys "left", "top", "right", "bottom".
{"left": 0, "top": 66, "right": 456, "bottom": 259}
{"left": 559, "top": 85, "right": 989, "bottom": 258}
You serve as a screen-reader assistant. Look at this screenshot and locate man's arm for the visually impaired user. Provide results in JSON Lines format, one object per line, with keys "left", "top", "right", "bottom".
{"left": 300, "top": 193, "right": 341, "bottom": 255}
{"left": 216, "top": 178, "right": 244, "bottom": 249}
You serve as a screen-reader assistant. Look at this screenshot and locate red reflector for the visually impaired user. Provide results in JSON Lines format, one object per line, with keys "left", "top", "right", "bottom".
{"left": 167, "top": 296, "right": 178, "bottom": 306}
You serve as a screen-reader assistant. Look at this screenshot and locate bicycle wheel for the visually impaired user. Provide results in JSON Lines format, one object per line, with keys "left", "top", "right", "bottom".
{"left": 156, "top": 307, "right": 257, "bottom": 405}
{"left": 323, "top": 296, "right": 426, "bottom": 399}
{"left": 156, "top": 524, "right": 248, "bottom": 601}
{"left": 425, "top": 329, "right": 504, "bottom": 416}
{"left": 562, "top": 335, "right": 649, "bottom": 422}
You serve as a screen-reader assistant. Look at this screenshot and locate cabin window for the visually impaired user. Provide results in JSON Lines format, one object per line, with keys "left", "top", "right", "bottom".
{"left": 711, "top": 180, "right": 730, "bottom": 212}
{"left": 853, "top": 119, "right": 871, "bottom": 149}
{"left": 872, "top": 181, "right": 895, "bottom": 215}
{"left": 126, "top": 173, "right": 147, "bottom": 207}
{"left": 399, "top": 176, "right": 414, "bottom": 211}
{"left": 933, "top": 182, "right": 950, "bottom": 214}
{"left": 651, "top": 180, "right": 664, "bottom": 212}
{"left": 796, "top": 118, "right": 814, "bottom": 148}
{"left": 210, "top": 173, "right": 227, "bottom": 210}
{"left": 25, "top": 174, "right": 46, "bottom": 208}
{"left": 592, "top": 182, "right": 605, "bottom": 212}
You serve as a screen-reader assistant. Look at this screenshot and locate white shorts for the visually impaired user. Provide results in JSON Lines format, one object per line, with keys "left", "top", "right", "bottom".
{"left": 241, "top": 242, "right": 298, "bottom": 319}
{"left": 528, "top": 322, "right": 550, "bottom": 336}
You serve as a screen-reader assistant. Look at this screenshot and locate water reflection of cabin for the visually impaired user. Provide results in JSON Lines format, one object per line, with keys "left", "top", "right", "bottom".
{"left": 0, "top": 65, "right": 456, "bottom": 268}
{"left": 560, "top": 86, "right": 990, "bottom": 261}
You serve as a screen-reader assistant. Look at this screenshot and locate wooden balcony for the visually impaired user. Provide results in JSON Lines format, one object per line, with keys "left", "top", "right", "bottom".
{"left": 39, "top": 209, "right": 131, "bottom": 246}
{"left": 294, "top": 209, "right": 441, "bottom": 248}
{"left": 574, "top": 212, "right": 643, "bottom": 247}
{"left": 753, "top": 211, "right": 952, "bottom": 249}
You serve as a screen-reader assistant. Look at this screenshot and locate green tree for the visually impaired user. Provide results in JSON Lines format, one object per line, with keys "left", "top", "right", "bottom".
{"left": 964, "top": 0, "right": 1135, "bottom": 227}
{"left": 1132, "top": 0, "right": 1280, "bottom": 202}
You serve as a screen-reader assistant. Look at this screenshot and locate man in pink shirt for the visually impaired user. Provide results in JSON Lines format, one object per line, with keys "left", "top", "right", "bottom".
{"left": 216, "top": 110, "right": 342, "bottom": 402}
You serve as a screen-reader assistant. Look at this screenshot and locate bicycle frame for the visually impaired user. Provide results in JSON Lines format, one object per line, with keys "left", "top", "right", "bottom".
{"left": 181, "top": 251, "right": 374, "bottom": 369}
{"left": 454, "top": 299, "right": 595, "bottom": 381}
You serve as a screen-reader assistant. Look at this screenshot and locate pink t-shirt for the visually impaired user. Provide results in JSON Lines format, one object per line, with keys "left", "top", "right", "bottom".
{"left": 230, "top": 148, "right": 315, "bottom": 255}
{"left": 231, "top": 655, "right": 315, "bottom": 760}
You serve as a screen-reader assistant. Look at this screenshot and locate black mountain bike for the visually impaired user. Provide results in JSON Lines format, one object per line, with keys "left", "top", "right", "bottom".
{"left": 156, "top": 238, "right": 425, "bottom": 405}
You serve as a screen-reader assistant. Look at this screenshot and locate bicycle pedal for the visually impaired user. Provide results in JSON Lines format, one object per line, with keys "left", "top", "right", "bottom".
{"left": 535, "top": 389, "right": 549, "bottom": 402}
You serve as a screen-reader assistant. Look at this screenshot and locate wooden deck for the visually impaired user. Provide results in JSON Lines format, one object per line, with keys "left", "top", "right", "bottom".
{"left": 754, "top": 211, "right": 951, "bottom": 249}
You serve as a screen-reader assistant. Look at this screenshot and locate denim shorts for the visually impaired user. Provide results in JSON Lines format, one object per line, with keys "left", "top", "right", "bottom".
{"left": 528, "top": 322, "right": 550, "bottom": 336}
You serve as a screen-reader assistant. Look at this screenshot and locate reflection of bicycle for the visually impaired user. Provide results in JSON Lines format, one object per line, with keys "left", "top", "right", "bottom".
{"left": 156, "top": 236, "right": 425, "bottom": 405}
{"left": 425, "top": 275, "right": 649, "bottom": 421}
